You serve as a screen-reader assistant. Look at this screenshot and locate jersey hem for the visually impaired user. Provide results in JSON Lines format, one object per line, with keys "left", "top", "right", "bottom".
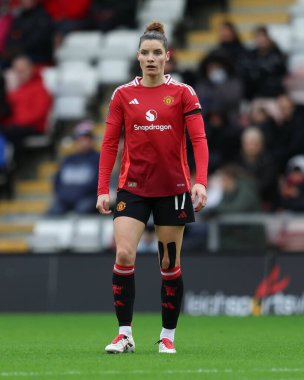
{"left": 118, "top": 187, "right": 191, "bottom": 198}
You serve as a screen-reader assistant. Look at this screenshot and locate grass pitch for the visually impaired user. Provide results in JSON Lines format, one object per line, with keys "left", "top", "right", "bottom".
{"left": 0, "top": 314, "right": 303, "bottom": 380}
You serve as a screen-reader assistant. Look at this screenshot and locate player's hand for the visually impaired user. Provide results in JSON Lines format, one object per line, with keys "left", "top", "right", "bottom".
{"left": 191, "top": 183, "right": 207, "bottom": 212}
{"left": 96, "top": 194, "right": 112, "bottom": 215}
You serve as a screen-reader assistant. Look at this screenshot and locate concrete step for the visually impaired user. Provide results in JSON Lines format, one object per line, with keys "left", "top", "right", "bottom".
{"left": 188, "top": 29, "right": 253, "bottom": 50}
{"left": 37, "top": 161, "right": 58, "bottom": 179}
{"left": 231, "top": 7, "right": 293, "bottom": 14}
{"left": 175, "top": 49, "right": 206, "bottom": 70}
{"left": 210, "top": 12, "right": 290, "bottom": 30}
{"left": 0, "top": 222, "right": 34, "bottom": 235}
{"left": 0, "top": 200, "right": 49, "bottom": 215}
{"left": 0, "top": 238, "right": 29, "bottom": 253}
{"left": 16, "top": 180, "right": 52, "bottom": 195}
{"left": 230, "top": 0, "right": 294, "bottom": 8}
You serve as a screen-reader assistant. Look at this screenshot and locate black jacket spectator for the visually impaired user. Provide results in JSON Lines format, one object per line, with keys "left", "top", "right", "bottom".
{"left": 195, "top": 52, "right": 243, "bottom": 126}
{"left": 268, "top": 96, "right": 304, "bottom": 171}
{"left": 245, "top": 26, "right": 287, "bottom": 99}
{"left": 3, "top": 0, "right": 54, "bottom": 65}
{"left": 204, "top": 111, "right": 241, "bottom": 173}
{"left": 0, "top": 70, "right": 11, "bottom": 121}
{"left": 209, "top": 21, "right": 251, "bottom": 84}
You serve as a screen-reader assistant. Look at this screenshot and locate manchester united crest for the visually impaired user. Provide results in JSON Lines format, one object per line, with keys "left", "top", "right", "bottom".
{"left": 116, "top": 201, "right": 126, "bottom": 212}
{"left": 163, "top": 96, "right": 174, "bottom": 105}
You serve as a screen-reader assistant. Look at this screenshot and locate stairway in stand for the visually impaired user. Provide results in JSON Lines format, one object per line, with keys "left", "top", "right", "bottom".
{"left": 0, "top": 161, "right": 57, "bottom": 253}
{"left": 175, "top": 0, "right": 295, "bottom": 71}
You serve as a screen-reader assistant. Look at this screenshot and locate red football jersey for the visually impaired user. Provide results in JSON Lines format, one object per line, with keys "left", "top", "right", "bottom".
{"left": 98, "top": 74, "right": 208, "bottom": 197}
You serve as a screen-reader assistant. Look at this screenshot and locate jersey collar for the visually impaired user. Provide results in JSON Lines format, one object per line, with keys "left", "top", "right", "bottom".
{"left": 134, "top": 74, "right": 172, "bottom": 86}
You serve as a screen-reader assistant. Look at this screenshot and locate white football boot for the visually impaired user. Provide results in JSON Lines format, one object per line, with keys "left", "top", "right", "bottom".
{"left": 105, "top": 334, "right": 135, "bottom": 354}
{"left": 158, "top": 338, "right": 176, "bottom": 354}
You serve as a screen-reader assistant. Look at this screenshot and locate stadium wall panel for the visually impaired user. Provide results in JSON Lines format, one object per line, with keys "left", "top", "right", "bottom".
{"left": 0, "top": 254, "right": 303, "bottom": 315}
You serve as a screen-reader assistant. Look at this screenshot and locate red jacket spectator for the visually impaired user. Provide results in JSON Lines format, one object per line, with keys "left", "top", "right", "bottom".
{"left": 43, "top": 0, "right": 91, "bottom": 20}
{"left": 3, "top": 57, "right": 52, "bottom": 133}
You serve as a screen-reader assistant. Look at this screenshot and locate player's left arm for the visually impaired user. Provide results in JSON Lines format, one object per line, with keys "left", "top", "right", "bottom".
{"left": 183, "top": 87, "right": 209, "bottom": 211}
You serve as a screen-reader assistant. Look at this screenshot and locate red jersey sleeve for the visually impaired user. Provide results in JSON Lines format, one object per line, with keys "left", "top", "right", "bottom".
{"left": 97, "top": 89, "right": 123, "bottom": 195}
{"left": 182, "top": 86, "right": 209, "bottom": 187}
{"left": 182, "top": 85, "right": 201, "bottom": 115}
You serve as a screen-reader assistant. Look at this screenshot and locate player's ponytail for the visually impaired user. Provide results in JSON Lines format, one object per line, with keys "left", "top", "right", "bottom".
{"left": 139, "top": 20, "right": 168, "bottom": 51}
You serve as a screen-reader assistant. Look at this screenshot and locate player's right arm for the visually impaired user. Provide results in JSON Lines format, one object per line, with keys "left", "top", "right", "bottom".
{"left": 96, "top": 89, "right": 124, "bottom": 215}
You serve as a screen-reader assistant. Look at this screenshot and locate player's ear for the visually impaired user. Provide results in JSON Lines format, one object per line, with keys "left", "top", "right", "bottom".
{"left": 136, "top": 51, "right": 140, "bottom": 61}
{"left": 166, "top": 50, "right": 170, "bottom": 62}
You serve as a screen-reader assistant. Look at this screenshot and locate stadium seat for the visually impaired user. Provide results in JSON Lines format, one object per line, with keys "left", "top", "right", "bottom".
{"left": 288, "top": 53, "right": 304, "bottom": 73}
{"left": 290, "top": 17, "right": 304, "bottom": 52}
{"left": 53, "top": 96, "right": 87, "bottom": 120}
{"left": 99, "top": 30, "right": 139, "bottom": 59}
{"left": 96, "top": 59, "right": 131, "bottom": 84}
{"left": 30, "top": 219, "right": 74, "bottom": 253}
{"left": 137, "top": 0, "right": 185, "bottom": 26}
{"left": 41, "top": 67, "right": 58, "bottom": 95}
{"left": 55, "top": 32, "right": 104, "bottom": 63}
{"left": 268, "top": 24, "right": 292, "bottom": 53}
{"left": 56, "top": 62, "right": 98, "bottom": 97}
{"left": 99, "top": 218, "right": 114, "bottom": 250}
{"left": 70, "top": 217, "right": 103, "bottom": 253}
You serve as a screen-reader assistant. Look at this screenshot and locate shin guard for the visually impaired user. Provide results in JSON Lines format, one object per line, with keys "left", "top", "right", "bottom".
{"left": 160, "top": 266, "right": 183, "bottom": 329}
{"left": 112, "top": 263, "right": 135, "bottom": 326}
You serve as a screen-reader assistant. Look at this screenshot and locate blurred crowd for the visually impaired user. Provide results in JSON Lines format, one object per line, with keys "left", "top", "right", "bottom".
{"left": 186, "top": 21, "right": 304, "bottom": 219}
{"left": 0, "top": 0, "right": 304, "bottom": 230}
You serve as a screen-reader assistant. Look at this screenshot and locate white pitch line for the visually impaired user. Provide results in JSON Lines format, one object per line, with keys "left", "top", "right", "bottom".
{"left": 1, "top": 368, "right": 304, "bottom": 377}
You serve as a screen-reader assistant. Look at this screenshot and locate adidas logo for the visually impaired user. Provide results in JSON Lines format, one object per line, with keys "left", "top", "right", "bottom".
{"left": 178, "top": 211, "right": 187, "bottom": 219}
{"left": 129, "top": 98, "right": 139, "bottom": 104}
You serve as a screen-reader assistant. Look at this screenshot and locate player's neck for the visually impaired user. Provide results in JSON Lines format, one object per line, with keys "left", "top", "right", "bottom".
{"left": 140, "top": 74, "right": 166, "bottom": 87}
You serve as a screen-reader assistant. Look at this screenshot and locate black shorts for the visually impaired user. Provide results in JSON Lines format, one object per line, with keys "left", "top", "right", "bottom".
{"left": 113, "top": 190, "right": 195, "bottom": 226}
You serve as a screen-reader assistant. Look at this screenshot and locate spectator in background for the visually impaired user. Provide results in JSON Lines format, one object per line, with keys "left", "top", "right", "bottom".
{"left": 248, "top": 106, "right": 277, "bottom": 150}
{"left": 1, "top": 0, "right": 53, "bottom": 66}
{"left": 271, "top": 95, "right": 304, "bottom": 171}
{"left": 195, "top": 52, "right": 243, "bottom": 125}
{"left": 0, "top": 69, "right": 11, "bottom": 122}
{"left": 210, "top": 21, "right": 250, "bottom": 84}
{"left": 245, "top": 26, "right": 287, "bottom": 99}
{"left": 236, "top": 127, "right": 278, "bottom": 209}
{"left": 89, "top": 0, "right": 137, "bottom": 32}
{"left": 0, "top": 68, "right": 14, "bottom": 197}
{"left": 204, "top": 110, "right": 240, "bottom": 173}
{"left": 208, "top": 165, "right": 261, "bottom": 215}
{"left": 0, "top": 56, "right": 52, "bottom": 153}
{"left": 0, "top": 2, "right": 13, "bottom": 60}
{"left": 279, "top": 155, "right": 304, "bottom": 212}
{"left": 43, "top": 0, "right": 91, "bottom": 46}
{"left": 48, "top": 121, "right": 99, "bottom": 215}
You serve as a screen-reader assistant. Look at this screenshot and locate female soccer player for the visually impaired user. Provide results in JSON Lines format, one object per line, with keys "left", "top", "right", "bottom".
{"left": 96, "top": 21, "right": 208, "bottom": 354}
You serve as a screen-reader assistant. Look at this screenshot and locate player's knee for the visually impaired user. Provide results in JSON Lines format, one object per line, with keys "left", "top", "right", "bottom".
{"left": 116, "top": 247, "right": 134, "bottom": 266}
{"left": 161, "top": 257, "right": 170, "bottom": 270}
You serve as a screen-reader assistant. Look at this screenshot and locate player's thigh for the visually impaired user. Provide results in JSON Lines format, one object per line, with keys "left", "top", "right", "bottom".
{"left": 114, "top": 216, "right": 146, "bottom": 264}
{"left": 154, "top": 225, "right": 185, "bottom": 268}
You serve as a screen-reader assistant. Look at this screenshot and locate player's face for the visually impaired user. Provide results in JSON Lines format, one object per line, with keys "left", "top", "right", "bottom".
{"left": 137, "top": 40, "right": 169, "bottom": 77}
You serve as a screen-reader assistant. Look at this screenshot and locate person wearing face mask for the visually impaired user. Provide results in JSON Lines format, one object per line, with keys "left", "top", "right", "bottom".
{"left": 195, "top": 52, "right": 243, "bottom": 126}
{"left": 96, "top": 21, "right": 208, "bottom": 355}
{"left": 245, "top": 26, "right": 287, "bottom": 99}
